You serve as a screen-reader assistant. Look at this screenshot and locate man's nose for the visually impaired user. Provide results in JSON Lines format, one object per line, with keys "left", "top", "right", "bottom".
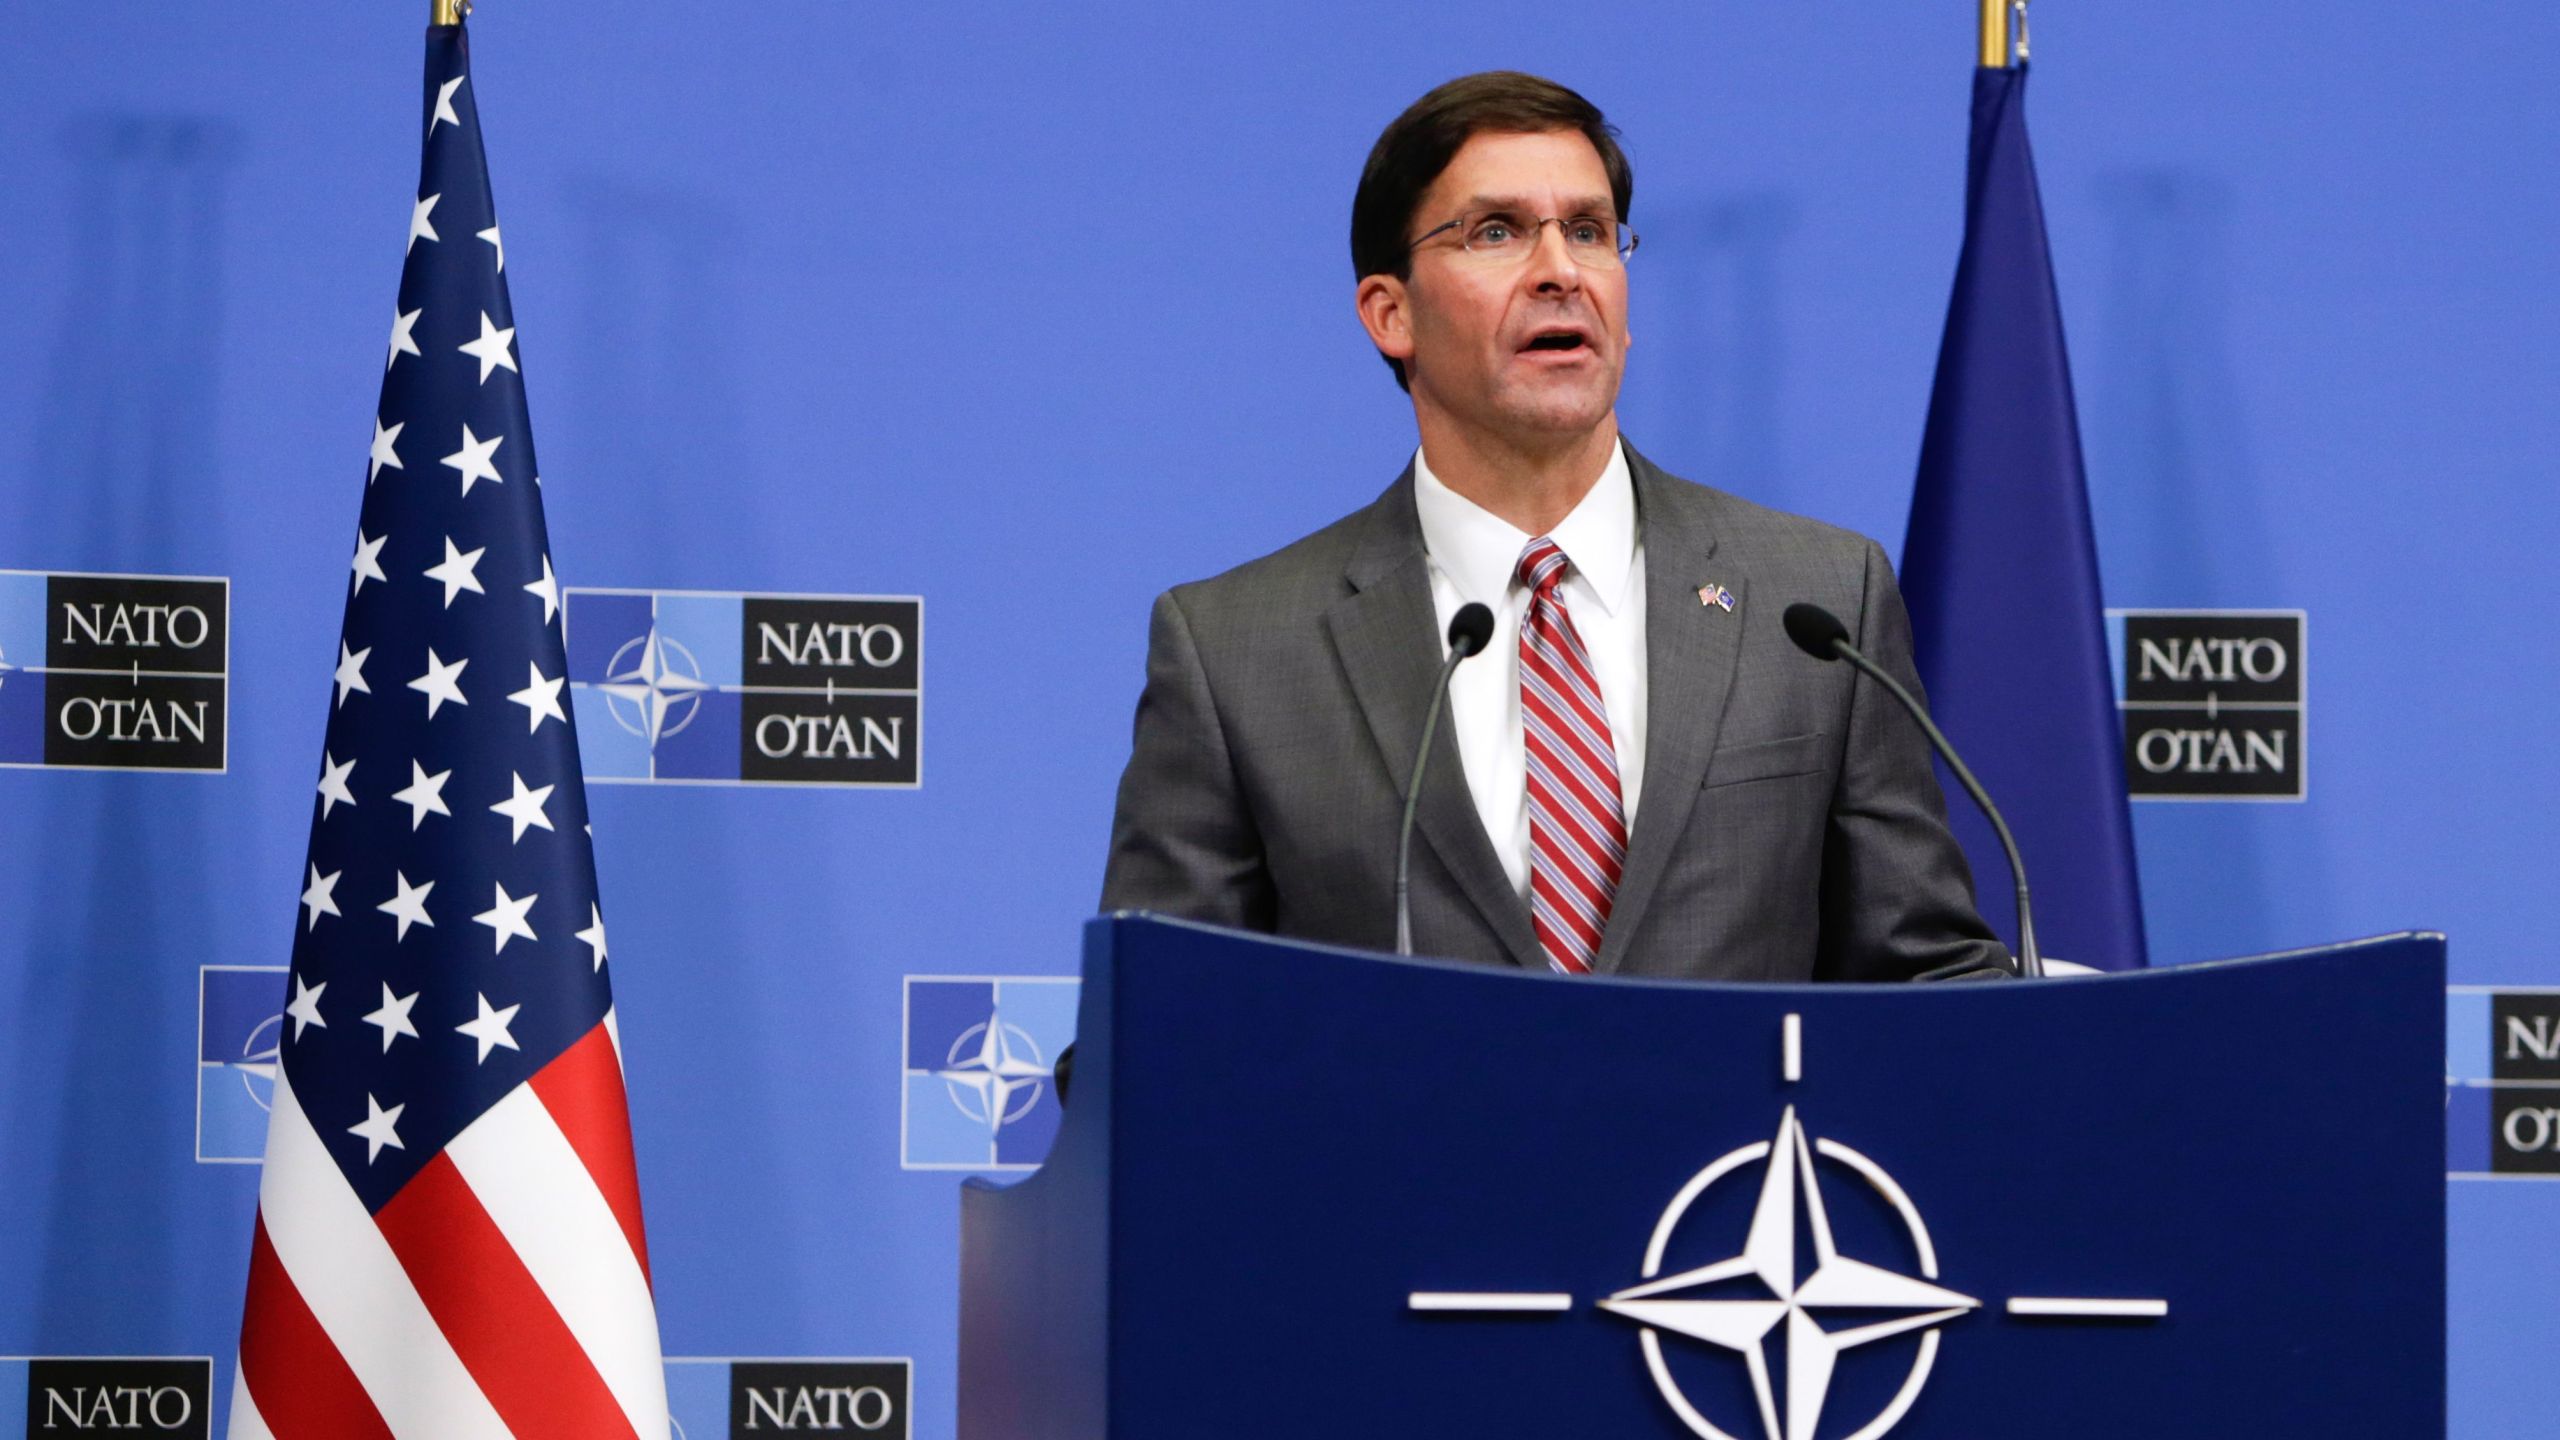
{"left": 1523, "top": 219, "right": 1585, "bottom": 292}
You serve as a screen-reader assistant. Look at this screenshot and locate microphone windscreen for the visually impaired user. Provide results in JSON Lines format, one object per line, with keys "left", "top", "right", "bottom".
{"left": 1448, "top": 602, "right": 1495, "bottom": 658}
{"left": 1782, "top": 602, "right": 1851, "bottom": 660}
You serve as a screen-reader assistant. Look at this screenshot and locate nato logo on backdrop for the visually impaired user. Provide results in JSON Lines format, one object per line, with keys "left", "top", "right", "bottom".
{"left": 901, "top": 977, "right": 1077, "bottom": 1171}
{"left": 0, "top": 570, "right": 228, "bottom": 773}
{"left": 564, "top": 588, "right": 921, "bottom": 787}
{"left": 197, "top": 966, "right": 286, "bottom": 1164}
{"left": 663, "top": 1357, "right": 911, "bottom": 1439}
{"left": 2449, "top": 987, "right": 2560, "bottom": 1177}
{"left": 3, "top": 1356, "right": 213, "bottom": 1437}
{"left": 2107, "top": 609, "right": 2306, "bottom": 800}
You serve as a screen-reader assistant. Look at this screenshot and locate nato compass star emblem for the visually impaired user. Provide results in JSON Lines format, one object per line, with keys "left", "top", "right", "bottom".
{"left": 936, "top": 1014, "right": 1054, "bottom": 1135}
{"left": 598, "top": 627, "right": 712, "bottom": 747}
{"left": 1409, "top": 1014, "right": 2168, "bottom": 1440}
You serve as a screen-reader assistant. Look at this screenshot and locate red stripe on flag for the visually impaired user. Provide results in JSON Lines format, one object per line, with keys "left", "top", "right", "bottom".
{"left": 238, "top": 1213, "right": 395, "bottom": 1440}
{"left": 528, "top": 1021, "right": 653, "bottom": 1284}
{"left": 376, "top": 1152, "right": 641, "bottom": 1440}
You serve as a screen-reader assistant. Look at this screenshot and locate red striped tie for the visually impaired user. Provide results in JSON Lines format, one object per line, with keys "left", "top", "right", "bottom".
{"left": 1517, "top": 538, "right": 1626, "bottom": 975}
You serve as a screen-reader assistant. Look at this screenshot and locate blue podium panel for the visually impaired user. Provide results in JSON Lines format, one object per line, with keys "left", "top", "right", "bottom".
{"left": 962, "top": 917, "right": 2444, "bottom": 1440}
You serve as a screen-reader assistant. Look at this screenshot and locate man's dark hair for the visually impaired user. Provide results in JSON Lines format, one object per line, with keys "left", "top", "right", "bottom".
{"left": 1351, "top": 71, "right": 1634, "bottom": 389}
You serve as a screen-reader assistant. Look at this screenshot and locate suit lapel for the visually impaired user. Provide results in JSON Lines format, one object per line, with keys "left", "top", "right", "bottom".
{"left": 1595, "top": 451, "right": 1745, "bottom": 973}
{"left": 1326, "top": 475, "right": 1544, "bottom": 971}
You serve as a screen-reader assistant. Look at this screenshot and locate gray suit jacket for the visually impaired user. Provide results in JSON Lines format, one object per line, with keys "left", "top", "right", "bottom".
{"left": 1100, "top": 445, "right": 2009, "bottom": 982}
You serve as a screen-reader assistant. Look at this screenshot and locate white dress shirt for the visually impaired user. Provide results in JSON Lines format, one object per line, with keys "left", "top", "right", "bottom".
{"left": 1414, "top": 441, "right": 1649, "bottom": 901}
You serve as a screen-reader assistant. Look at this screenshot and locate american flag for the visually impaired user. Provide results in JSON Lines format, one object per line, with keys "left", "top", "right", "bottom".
{"left": 229, "top": 24, "right": 668, "bottom": 1440}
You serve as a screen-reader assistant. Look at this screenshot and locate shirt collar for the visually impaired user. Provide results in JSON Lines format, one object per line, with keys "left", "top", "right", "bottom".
{"left": 1412, "top": 439, "right": 1638, "bottom": 616}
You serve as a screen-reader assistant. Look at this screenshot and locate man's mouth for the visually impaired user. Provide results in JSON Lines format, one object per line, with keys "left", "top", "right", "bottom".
{"left": 1523, "top": 329, "right": 1590, "bottom": 353}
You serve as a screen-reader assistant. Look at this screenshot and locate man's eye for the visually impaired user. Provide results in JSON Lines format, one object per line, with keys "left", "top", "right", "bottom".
{"left": 1565, "top": 219, "right": 1609, "bottom": 246}
{"left": 1472, "top": 218, "right": 1520, "bottom": 246}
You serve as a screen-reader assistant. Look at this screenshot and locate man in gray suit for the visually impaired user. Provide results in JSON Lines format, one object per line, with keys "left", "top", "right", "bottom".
{"left": 1102, "top": 72, "right": 2009, "bottom": 982}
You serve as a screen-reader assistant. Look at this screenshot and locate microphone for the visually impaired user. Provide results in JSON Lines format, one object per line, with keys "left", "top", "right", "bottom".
{"left": 1781, "top": 602, "right": 2042, "bottom": 979}
{"left": 1396, "top": 602, "right": 1495, "bottom": 956}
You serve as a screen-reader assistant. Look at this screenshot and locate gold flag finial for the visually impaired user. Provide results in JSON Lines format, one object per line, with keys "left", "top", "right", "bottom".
{"left": 433, "top": 0, "right": 469, "bottom": 26}
{"left": 1978, "top": 0, "right": 2009, "bottom": 68}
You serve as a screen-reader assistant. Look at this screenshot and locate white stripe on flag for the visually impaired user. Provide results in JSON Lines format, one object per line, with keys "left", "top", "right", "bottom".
{"left": 446, "top": 1085, "right": 669, "bottom": 1440}
{"left": 257, "top": 1072, "right": 514, "bottom": 1440}
{"left": 603, "top": 1007, "right": 624, "bottom": 1069}
{"left": 227, "top": 1360, "right": 276, "bottom": 1440}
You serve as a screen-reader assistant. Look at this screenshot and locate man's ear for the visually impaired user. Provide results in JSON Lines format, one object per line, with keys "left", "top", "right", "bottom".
{"left": 1356, "top": 273, "right": 1415, "bottom": 367}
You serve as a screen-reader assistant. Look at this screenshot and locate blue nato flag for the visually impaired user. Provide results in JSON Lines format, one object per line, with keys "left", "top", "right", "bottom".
{"left": 1901, "top": 64, "right": 2149, "bottom": 972}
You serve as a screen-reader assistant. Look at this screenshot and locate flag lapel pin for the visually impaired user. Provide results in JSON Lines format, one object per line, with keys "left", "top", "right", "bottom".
{"left": 1697, "top": 583, "right": 1735, "bottom": 612}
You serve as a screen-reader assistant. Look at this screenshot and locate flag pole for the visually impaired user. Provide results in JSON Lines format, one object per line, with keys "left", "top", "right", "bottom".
{"left": 433, "top": 0, "right": 466, "bottom": 26}
{"left": 1979, "top": 0, "right": 2009, "bottom": 68}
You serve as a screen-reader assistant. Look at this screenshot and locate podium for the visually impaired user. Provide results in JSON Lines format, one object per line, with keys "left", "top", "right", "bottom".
{"left": 959, "top": 915, "right": 2444, "bottom": 1439}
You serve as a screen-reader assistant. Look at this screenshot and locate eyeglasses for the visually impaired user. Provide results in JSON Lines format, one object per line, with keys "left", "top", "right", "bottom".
{"left": 1408, "top": 209, "right": 1639, "bottom": 268}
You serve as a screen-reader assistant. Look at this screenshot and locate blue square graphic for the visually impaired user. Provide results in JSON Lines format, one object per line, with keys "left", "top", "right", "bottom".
{"left": 994, "top": 1080, "right": 1061, "bottom": 1166}
{"left": 662, "top": 1359, "right": 729, "bottom": 1440}
{"left": 0, "top": 572, "right": 46, "bottom": 661}
{"left": 652, "top": 594, "right": 744, "bottom": 687}
{"left": 0, "top": 1361, "right": 26, "bottom": 1433}
{"left": 2447, "top": 1085, "right": 2492, "bottom": 1173}
{"left": 907, "top": 980, "right": 994, "bottom": 1058}
{"left": 573, "top": 688, "right": 652, "bottom": 779}
{"left": 0, "top": 671, "right": 42, "bottom": 764}
{"left": 651, "top": 692, "right": 742, "bottom": 780}
{"left": 2446, "top": 991, "right": 2491, "bottom": 1083}
{"left": 903, "top": 978, "right": 1076, "bottom": 1170}
{"left": 199, "top": 967, "right": 286, "bottom": 1163}
{"left": 564, "top": 592, "right": 658, "bottom": 683}
{"left": 0, "top": 573, "right": 45, "bottom": 764}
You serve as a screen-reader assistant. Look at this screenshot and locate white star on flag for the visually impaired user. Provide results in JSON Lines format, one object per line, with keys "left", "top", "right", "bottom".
{"left": 391, "top": 761, "right": 454, "bottom": 830}
{"left": 458, "top": 310, "right": 519, "bottom": 384}
{"left": 333, "top": 643, "right": 372, "bottom": 708}
{"left": 456, "top": 992, "right": 524, "bottom": 1064}
{"left": 431, "top": 76, "right": 466, "bottom": 133}
{"left": 364, "top": 983, "right": 423, "bottom": 1053}
{"left": 301, "top": 866, "right": 343, "bottom": 932}
{"left": 285, "top": 976, "right": 328, "bottom": 1041}
{"left": 387, "top": 307, "right": 423, "bottom": 371}
{"left": 524, "top": 554, "right": 560, "bottom": 625}
{"left": 440, "top": 423, "right": 505, "bottom": 497}
{"left": 424, "top": 536, "right": 489, "bottom": 608}
{"left": 409, "top": 647, "right": 470, "bottom": 718}
{"left": 377, "top": 871, "right": 436, "bottom": 940}
{"left": 508, "top": 662, "right": 567, "bottom": 733}
{"left": 478, "top": 223, "right": 504, "bottom": 272}
{"left": 490, "top": 771, "right": 556, "bottom": 843}
{"left": 473, "top": 881, "right": 540, "bottom": 953}
{"left": 407, "top": 193, "right": 441, "bottom": 254}
{"left": 316, "top": 753, "right": 358, "bottom": 818}
{"left": 348, "top": 1095, "right": 407, "bottom": 1163}
{"left": 351, "top": 529, "right": 389, "bottom": 596}
{"left": 576, "top": 905, "right": 608, "bottom": 971}
{"left": 370, "top": 418, "right": 406, "bottom": 484}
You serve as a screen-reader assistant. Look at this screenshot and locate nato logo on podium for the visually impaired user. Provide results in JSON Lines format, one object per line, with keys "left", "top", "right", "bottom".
{"left": 1410, "top": 1013, "right": 2167, "bottom": 1440}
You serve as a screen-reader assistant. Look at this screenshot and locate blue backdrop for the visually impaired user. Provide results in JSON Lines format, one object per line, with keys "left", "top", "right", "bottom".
{"left": 1, "top": 3, "right": 2552, "bottom": 1435}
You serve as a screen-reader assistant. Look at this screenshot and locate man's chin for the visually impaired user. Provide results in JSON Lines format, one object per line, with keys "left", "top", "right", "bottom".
{"left": 1488, "top": 383, "right": 1618, "bottom": 444}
